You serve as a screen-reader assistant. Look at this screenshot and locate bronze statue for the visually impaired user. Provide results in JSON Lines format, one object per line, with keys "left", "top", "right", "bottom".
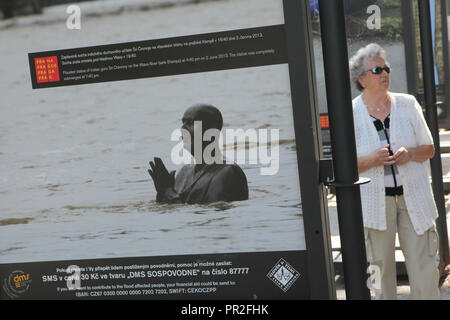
{"left": 148, "top": 104, "right": 248, "bottom": 204}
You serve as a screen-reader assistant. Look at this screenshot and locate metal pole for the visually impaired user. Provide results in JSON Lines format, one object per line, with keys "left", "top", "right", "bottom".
{"left": 418, "top": 0, "right": 450, "bottom": 269}
{"left": 440, "top": 0, "right": 450, "bottom": 121}
{"left": 282, "top": 0, "right": 336, "bottom": 300}
{"left": 401, "top": 0, "right": 419, "bottom": 95}
{"left": 318, "top": 0, "right": 370, "bottom": 300}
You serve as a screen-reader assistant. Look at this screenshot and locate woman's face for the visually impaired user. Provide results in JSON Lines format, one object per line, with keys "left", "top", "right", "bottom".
{"left": 358, "top": 56, "right": 391, "bottom": 93}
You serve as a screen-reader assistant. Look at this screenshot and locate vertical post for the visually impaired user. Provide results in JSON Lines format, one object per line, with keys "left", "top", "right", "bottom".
{"left": 401, "top": 0, "right": 419, "bottom": 95}
{"left": 283, "top": 0, "right": 336, "bottom": 300}
{"left": 318, "top": 0, "right": 370, "bottom": 300}
{"left": 418, "top": 0, "right": 450, "bottom": 270}
{"left": 440, "top": 0, "right": 450, "bottom": 120}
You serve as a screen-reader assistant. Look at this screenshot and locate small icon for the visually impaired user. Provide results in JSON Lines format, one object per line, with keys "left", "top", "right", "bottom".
{"left": 34, "top": 56, "right": 60, "bottom": 84}
{"left": 3, "top": 270, "right": 32, "bottom": 299}
{"left": 267, "top": 258, "right": 300, "bottom": 292}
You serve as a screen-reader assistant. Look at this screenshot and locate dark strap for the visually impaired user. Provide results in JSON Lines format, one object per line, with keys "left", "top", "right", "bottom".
{"left": 385, "top": 186, "right": 403, "bottom": 196}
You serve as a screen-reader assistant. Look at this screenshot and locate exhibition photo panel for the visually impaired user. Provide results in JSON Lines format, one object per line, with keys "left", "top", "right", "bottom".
{"left": 0, "top": 0, "right": 325, "bottom": 299}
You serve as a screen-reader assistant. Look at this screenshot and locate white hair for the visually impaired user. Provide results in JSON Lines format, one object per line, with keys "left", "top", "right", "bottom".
{"left": 349, "top": 43, "right": 388, "bottom": 91}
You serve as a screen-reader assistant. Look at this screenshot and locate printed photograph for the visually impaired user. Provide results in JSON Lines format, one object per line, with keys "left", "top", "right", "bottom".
{"left": 0, "top": 0, "right": 306, "bottom": 264}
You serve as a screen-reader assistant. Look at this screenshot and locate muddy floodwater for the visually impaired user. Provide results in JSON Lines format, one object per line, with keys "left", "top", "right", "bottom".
{"left": 0, "top": 0, "right": 307, "bottom": 263}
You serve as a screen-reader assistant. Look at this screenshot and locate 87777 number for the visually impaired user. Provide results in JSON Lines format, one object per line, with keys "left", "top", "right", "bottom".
{"left": 229, "top": 268, "right": 249, "bottom": 275}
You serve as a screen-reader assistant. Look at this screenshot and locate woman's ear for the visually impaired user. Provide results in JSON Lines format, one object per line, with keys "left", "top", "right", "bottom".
{"left": 357, "top": 76, "right": 365, "bottom": 90}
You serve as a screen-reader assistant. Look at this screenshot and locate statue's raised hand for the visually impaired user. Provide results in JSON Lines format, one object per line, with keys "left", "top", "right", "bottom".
{"left": 148, "top": 157, "right": 176, "bottom": 201}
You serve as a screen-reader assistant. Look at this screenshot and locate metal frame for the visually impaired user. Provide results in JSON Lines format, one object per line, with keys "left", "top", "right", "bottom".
{"left": 403, "top": 0, "right": 450, "bottom": 270}
{"left": 436, "top": 0, "right": 450, "bottom": 271}
{"left": 403, "top": 0, "right": 450, "bottom": 107}
{"left": 283, "top": 0, "right": 336, "bottom": 300}
{"left": 318, "top": 0, "right": 371, "bottom": 300}
{"left": 440, "top": 0, "right": 450, "bottom": 119}
{"left": 1, "top": 0, "right": 336, "bottom": 301}
{"left": 418, "top": 0, "right": 450, "bottom": 271}
{"left": 402, "top": 0, "right": 420, "bottom": 95}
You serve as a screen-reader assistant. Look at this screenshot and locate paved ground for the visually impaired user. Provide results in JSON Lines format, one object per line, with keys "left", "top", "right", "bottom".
{"left": 334, "top": 269, "right": 450, "bottom": 300}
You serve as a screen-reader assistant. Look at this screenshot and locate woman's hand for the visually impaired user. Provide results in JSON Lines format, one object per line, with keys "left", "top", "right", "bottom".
{"left": 359, "top": 145, "right": 434, "bottom": 173}
{"left": 373, "top": 144, "right": 395, "bottom": 166}
{"left": 358, "top": 144, "right": 394, "bottom": 173}
{"left": 393, "top": 145, "right": 434, "bottom": 165}
{"left": 393, "top": 147, "right": 411, "bottom": 166}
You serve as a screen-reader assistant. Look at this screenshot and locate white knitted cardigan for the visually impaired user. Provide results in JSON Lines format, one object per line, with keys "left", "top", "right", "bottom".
{"left": 352, "top": 92, "right": 437, "bottom": 235}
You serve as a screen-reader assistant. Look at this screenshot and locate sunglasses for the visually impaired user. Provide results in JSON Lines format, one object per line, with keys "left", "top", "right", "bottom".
{"left": 365, "top": 66, "right": 391, "bottom": 75}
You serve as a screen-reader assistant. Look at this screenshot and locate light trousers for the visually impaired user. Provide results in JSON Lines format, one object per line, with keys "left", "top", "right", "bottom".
{"left": 364, "top": 195, "right": 440, "bottom": 300}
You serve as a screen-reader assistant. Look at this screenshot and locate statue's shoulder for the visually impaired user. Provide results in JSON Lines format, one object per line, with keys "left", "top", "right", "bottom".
{"left": 228, "top": 163, "right": 246, "bottom": 175}
{"left": 212, "top": 163, "right": 246, "bottom": 182}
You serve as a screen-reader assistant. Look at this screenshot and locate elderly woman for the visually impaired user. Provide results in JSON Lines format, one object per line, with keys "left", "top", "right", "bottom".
{"left": 349, "top": 43, "right": 440, "bottom": 299}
